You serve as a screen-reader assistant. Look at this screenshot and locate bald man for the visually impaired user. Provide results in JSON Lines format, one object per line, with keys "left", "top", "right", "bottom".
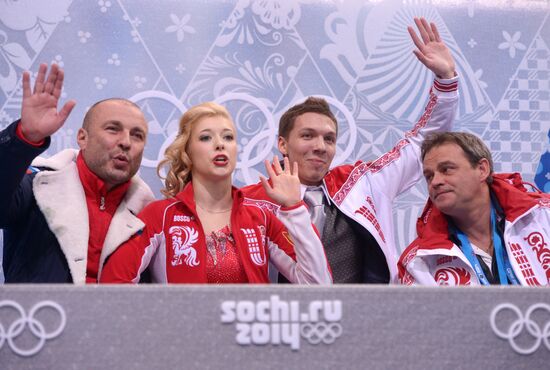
{"left": 0, "top": 63, "right": 154, "bottom": 283}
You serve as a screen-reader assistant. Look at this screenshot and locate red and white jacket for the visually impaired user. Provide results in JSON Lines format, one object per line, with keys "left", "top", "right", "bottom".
{"left": 398, "top": 173, "right": 550, "bottom": 286}
{"left": 243, "top": 78, "right": 459, "bottom": 282}
{"left": 100, "top": 182, "right": 332, "bottom": 284}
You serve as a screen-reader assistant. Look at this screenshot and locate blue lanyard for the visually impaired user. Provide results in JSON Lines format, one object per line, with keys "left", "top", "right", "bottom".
{"left": 452, "top": 205, "right": 519, "bottom": 285}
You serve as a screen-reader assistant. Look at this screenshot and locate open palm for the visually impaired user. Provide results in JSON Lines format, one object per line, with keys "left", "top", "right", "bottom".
{"left": 20, "top": 63, "right": 76, "bottom": 142}
{"left": 408, "top": 17, "right": 456, "bottom": 79}
{"left": 260, "top": 156, "right": 301, "bottom": 208}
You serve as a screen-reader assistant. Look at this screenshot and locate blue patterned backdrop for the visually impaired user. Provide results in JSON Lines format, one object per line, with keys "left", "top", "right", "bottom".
{"left": 0, "top": 1, "right": 549, "bottom": 281}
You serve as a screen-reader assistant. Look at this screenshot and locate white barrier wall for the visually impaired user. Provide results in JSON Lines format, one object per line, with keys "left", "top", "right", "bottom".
{"left": 0, "top": 286, "right": 549, "bottom": 368}
{"left": 0, "top": 0, "right": 549, "bottom": 262}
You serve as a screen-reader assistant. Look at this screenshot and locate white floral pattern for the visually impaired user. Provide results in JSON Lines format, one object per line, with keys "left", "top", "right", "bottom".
{"left": 251, "top": 0, "right": 301, "bottom": 30}
{"left": 498, "top": 31, "right": 526, "bottom": 58}
{"left": 165, "top": 13, "right": 196, "bottom": 42}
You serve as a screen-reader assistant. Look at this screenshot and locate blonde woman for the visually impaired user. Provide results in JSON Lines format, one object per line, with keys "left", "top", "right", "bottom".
{"left": 100, "top": 102, "right": 331, "bottom": 284}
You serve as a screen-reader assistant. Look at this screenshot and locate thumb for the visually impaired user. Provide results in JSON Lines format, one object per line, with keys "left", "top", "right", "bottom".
{"left": 259, "top": 175, "right": 273, "bottom": 194}
{"left": 413, "top": 50, "right": 429, "bottom": 67}
{"left": 58, "top": 100, "right": 77, "bottom": 124}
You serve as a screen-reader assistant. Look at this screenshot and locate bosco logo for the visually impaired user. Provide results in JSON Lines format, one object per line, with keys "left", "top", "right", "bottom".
{"left": 221, "top": 295, "right": 342, "bottom": 350}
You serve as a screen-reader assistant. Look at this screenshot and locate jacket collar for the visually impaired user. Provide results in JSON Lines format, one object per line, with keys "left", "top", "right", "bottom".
{"left": 31, "top": 148, "right": 78, "bottom": 170}
{"left": 174, "top": 181, "right": 243, "bottom": 213}
{"left": 76, "top": 152, "right": 130, "bottom": 202}
{"left": 415, "top": 173, "right": 548, "bottom": 252}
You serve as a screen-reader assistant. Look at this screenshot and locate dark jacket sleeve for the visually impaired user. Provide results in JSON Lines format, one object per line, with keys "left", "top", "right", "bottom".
{"left": 0, "top": 121, "right": 50, "bottom": 227}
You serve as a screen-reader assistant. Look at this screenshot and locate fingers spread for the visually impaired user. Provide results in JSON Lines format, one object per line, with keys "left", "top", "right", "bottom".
{"left": 408, "top": 26, "right": 423, "bottom": 51}
{"left": 58, "top": 100, "right": 77, "bottom": 123}
{"left": 52, "top": 68, "right": 65, "bottom": 100}
{"left": 272, "top": 155, "right": 283, "bottom": 174}
{"left": 264, "top": 159, "right": 276, "bottom": 179}
{"left": 22, "top": 71, "right": 31, "bottom": 98}
{"left": 414, "top": 17, "right": 430, "bottom": 44}
{"left": 259, "top": 175, "right": 272, "bottom": 193}
{"left": 33, "top": 63, "right": 48, "bottom": 94}
{"left": 431, "top": 22, "right": 441, "bottom": 42}
{"left": 43, "top": 64, "right": 59, "bottom": 95}
{"left": 292, "top": 160, "right": 298, "bottom": 177}
{"left": 282, "top": 156, "right": 291, "bottom": 174}
{"left": 412, "top": 50, "right": 428, "bottom": 65}
{"left": 420, "top": 18, "right": 435, "bottom": 41}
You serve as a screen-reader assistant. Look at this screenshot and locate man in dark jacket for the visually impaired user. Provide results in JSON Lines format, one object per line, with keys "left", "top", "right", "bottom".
{"left": 0, "top": 63, "right": 154, "bottom": 283}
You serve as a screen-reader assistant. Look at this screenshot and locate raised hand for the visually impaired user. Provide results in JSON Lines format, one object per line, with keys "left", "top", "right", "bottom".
{"left": 20, "top": 63, "right": 76, "bottom": 142}
{"left": 260, "top": 156, "right": 301, "bottom": 208}
{"left": 408, "top": 17, "right": 456, "bottom": 79}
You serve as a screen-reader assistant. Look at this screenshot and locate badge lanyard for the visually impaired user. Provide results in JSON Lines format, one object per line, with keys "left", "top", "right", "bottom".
{"left": 452, "top": 204, "right": 519, "bottom": 285}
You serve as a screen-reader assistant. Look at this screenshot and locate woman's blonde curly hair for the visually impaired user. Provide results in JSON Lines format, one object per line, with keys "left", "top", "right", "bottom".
{"left": 157, "top": 102, "right": 233, "bottom": 198}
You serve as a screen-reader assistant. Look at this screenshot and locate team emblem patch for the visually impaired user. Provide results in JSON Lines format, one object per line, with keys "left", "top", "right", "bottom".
{"left": 169, "top": 226, "right": 200, "bottom": 267}
{"left": 525, "top": 231, "right": 550, "bottom": 282}
{"left": 354, "top": 201, "right": 386, "bottom": 243}
{"left": 241, "top": 228, "right": 266, "bottom": 266}
{"left": 434, "top": 267, "right": 471, "bottom": 285}
{"left": 509, "top": 242, "right": 541, "bottom": 286}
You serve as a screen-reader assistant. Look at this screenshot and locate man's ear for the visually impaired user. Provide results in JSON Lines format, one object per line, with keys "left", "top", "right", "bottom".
{"left": 76, "top": 128, "right": 88, "bottom": 150}
{"left": 277, "top": 135, "right": 288, "bottom": 156}
{"left": 478, "top": 158, "right": 491, "bottom": 182}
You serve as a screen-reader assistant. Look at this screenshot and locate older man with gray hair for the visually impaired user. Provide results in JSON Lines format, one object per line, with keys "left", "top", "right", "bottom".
{"left": 399, "top": 132, "right": 550, "bottom": 286}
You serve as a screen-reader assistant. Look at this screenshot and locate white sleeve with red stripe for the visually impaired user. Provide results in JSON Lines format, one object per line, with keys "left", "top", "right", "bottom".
{"left": 267, "top": 202, "right": 332, "bottom": 285}
{"left": 366, "top": 76, "right": 459, "bottom": 201}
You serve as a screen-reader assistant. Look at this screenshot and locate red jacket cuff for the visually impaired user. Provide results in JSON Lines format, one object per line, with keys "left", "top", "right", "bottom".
{"left": 16, "top": 122, "right": 45, "bottom": 147}
{"left": 280, "top": 200, "right": 306, "bottom": 211}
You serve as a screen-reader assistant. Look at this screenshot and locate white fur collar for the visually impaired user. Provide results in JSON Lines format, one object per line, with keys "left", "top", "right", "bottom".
{"left": 31, "top": 148, "right": 79, "bottom": 170}
{"left": 31, "top": 149, "right": 155, "bottom": 284}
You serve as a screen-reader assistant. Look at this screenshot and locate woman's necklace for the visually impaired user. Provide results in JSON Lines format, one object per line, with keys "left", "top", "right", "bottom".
{"left": 196, "top": 203, "right": 232, "bottom": 214}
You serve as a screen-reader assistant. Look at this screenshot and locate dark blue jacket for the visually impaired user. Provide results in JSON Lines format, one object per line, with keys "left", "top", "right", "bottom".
{"left": 0, "top": 121, "right": 71, "bottom": 282}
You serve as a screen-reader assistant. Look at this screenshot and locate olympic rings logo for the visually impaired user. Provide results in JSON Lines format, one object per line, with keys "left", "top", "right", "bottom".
{"left": 0, "top": 300, "right": 66, "bottom": 357}
{"left": 490, "top": 303, "right": 550, "bottom": 355}
{"left": 300, "top": 322, "right": 343, "bottom": 345}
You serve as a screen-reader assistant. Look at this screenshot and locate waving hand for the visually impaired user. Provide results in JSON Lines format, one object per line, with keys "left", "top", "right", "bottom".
{"left": 260, "top": 156, "right": 301, "bottom": 208}
{"left": 408, "top": 17, "right": 456, "bottom": 79}
{"left": 20, "top": 63, "right": 76, "bottom": 142}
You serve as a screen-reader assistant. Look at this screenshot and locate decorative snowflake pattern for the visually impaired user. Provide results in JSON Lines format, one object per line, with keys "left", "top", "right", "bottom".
{"left": 165, "top": 13, "right": 196, "bottom": 42}
{"left": 77, "top": 30, "right": 91, "bottom": 43}
{"left": 498, "top": 31, "right": 526, "bottom": 58}
{"left": 107, "top": 53, "right": 120, "bottom": 66}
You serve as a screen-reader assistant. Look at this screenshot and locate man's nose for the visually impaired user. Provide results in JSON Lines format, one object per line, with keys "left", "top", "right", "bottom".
{"left": 312, "top": 136, "right": 326, "bottom": 152}
{"left": 430, "top": 172, "right": 444, "bottom": 188}
{"left": 118, "top": 131, "right": 131, "bottom": 149}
